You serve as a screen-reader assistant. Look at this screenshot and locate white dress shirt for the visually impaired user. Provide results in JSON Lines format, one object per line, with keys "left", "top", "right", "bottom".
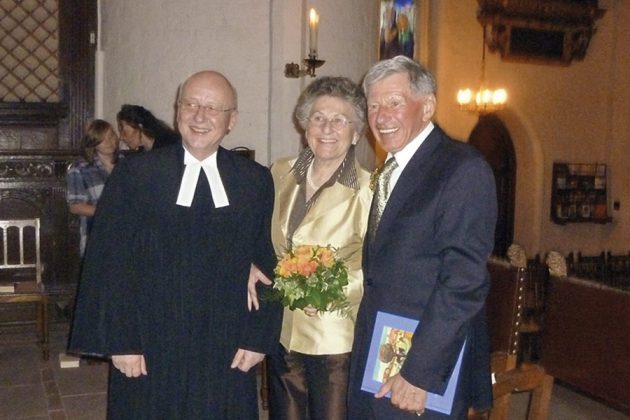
{"left": 388, "top": 121, "right": 434, "bottom": 191}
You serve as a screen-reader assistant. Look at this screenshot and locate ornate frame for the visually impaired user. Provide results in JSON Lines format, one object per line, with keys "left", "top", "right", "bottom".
{"left": 477, "top": 0, "right": 605, "bottom": 65}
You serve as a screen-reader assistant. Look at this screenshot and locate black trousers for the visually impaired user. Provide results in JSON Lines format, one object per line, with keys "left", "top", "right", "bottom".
{"left": 267, "top": 345, "right": 350, "bottom": 420}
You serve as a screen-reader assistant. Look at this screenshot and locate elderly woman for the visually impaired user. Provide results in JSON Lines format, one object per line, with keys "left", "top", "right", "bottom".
{"left": 259, "top": 76, "right": 372, "bottom": 420}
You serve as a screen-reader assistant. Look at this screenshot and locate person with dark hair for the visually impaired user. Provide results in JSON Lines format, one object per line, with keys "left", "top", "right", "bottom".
{"left": 347, "top": 55, "right": 497, "bottom": 419}
{"left": 249, "top": 76, "right": 372, "bottom": 420}
{"left": 66, "top": 119, "right": 119, "bottom": 255}
{"left": 117, "top": 104, "right": 180, "bottom": 151}
{"left": 69, "top": 70, "right": 281, "bottom": 418}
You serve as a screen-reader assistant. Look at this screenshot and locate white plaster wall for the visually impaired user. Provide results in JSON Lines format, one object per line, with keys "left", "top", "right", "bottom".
{"left": 269, "top": 0, "right": 378, "bottom": 168}
{"left": 100, "top": 0, "right": 273, "bottom": 162}
{"left": 99, "top": 0, "right": 376, "bottom": 167}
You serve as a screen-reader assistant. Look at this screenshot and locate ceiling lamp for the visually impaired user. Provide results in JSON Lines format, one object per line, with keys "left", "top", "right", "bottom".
{"left": 457, "top": 25, "right": 507, "bottom": 114}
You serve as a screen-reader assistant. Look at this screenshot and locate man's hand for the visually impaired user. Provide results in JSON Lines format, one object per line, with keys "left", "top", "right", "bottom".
{"left": 230, "top": 348, "right": 265, "bottom": 372}
{"left": 375, "top": 373, "right": 427, "bottom": 414}
{"left": 247, "top": 263, "right": 272, "bottom": 311}
{"left": 111, "top": 354, "right": 147, "bottom": 378}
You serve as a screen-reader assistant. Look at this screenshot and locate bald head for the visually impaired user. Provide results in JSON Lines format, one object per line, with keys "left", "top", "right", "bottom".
{"left": 179, "top": 71, "right": 238, "bottom": 110}
{"left": 176, "top": 70, "right": 239, "bottom": 160}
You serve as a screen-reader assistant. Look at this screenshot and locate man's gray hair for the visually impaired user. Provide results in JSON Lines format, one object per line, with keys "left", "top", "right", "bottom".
{"left": 362, "top": 55, "right": 436, "bottom": 97}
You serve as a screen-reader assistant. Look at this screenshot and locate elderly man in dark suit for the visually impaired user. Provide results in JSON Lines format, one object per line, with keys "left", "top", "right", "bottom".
{"left": 70, "top": 70, "right": 282, "bottom": 419}
{"left": 347, "top": 56, "right": 497, "bottom": 419}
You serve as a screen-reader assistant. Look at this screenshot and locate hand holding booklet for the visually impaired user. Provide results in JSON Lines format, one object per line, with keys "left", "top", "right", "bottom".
{"left": 360, "top": 311, "right": 465, "bottom": 416}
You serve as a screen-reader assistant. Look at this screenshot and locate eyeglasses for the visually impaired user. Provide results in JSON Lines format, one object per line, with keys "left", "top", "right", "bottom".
{"left": 308, "top": 113, "right": 353, "bottom": 131}
{"left": 178, "top": 101, "right": 236, "bottom": 116}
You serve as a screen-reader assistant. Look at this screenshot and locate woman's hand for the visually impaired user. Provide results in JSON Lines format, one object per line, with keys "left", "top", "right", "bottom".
{"left": 111, "top": 354, "right": 147, "bottom": 378}
{"left": 303, "top": 305, "right": 318, "bottom": 317}
{"left": 247, "top": 263, "right": 272, "bottom": 311}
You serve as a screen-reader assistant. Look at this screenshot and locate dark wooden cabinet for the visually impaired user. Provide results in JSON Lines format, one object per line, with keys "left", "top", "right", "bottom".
{"left": 550, "top": 162, "right": 611, "bottom": 224}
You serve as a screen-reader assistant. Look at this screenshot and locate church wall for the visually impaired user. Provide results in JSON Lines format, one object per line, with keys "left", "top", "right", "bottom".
{"left": 98, "top": 0, "right": 629, "bottom": 256}
{"left": 431, "top": 0, "right": 629, "bottom": 256}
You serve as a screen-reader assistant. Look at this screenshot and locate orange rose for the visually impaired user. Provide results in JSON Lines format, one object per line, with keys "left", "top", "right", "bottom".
{"left": 297, "top": 259, "right": 318, "bottom": 276}
{"left": 294, "top": 245, "right": 314, "bottom": 258}
{"left": 276, "top": 256, "right": 298, "bottom": 277}
{"left": 317, "top": 247, "right": 334, "bottom": 268}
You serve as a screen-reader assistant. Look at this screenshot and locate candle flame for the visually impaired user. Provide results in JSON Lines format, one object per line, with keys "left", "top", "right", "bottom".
{"left": 309, "top": 8, "right": 319, "bottom": 26}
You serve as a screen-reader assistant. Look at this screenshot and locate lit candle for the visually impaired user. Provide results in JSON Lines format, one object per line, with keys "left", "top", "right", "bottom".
{"left": 308, "top": 8, "right": 319, "bottom": 58}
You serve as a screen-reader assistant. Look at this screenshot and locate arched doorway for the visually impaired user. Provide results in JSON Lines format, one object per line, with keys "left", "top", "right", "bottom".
{"left": 469, "top": 114, "right": 516, "bottom": 257}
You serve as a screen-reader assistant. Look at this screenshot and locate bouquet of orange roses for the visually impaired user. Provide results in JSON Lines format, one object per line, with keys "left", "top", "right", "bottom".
{"left": 271, "top": 244, "right": 351, "bottom": 318}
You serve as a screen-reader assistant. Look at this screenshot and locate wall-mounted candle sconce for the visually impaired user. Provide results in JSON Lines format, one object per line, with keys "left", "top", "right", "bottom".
{"left": 285, "top": 8, "right": 325, "bottom": 78}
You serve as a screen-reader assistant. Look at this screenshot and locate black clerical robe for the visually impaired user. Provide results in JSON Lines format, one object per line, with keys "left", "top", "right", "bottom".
{"left": 69, "top": 145, "right": 281, "bottom": 419}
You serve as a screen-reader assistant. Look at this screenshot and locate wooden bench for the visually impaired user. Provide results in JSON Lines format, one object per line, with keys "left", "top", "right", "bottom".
{"left": 541, "top": 275, "right": 630, "bottom": 414}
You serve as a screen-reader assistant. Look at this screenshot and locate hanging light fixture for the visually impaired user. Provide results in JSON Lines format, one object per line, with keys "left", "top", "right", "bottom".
{"left": 457, "top": 25, "right": 507, "bottom": 114}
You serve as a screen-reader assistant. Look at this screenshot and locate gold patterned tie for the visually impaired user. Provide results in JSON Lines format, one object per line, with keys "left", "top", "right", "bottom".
{"left": 368, "top": 157, "right": 398, "bottom": 241}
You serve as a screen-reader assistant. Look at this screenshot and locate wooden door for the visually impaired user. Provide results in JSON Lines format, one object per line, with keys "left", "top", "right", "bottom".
{"left": 469, "top": 115, "right": 516, "bottom": 257}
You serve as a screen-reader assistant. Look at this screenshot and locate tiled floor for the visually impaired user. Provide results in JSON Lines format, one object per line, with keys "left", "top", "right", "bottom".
{"left": 0, "top": 322, "right": 627, "bottom": 420}
{"left": 0, "top": 324, "right": 107, "bottom": 420}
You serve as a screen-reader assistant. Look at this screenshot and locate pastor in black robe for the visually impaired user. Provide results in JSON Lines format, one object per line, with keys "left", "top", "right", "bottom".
{"left": 69, "top": 144, "right": 282, "bottom": 419}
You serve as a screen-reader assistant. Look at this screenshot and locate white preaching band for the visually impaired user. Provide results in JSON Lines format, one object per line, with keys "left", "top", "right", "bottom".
{"left": 176, "top": 147, "right": 229, "bottom": 208}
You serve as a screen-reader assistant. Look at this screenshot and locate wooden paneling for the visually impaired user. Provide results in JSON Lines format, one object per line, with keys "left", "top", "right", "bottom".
{"left": 0, "top": 1, "right": 96, "bottom": 325}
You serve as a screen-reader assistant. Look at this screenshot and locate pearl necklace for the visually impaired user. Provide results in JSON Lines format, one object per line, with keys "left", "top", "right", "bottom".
{"left": 306, "top": 163, "right": 319, "bottom": 191}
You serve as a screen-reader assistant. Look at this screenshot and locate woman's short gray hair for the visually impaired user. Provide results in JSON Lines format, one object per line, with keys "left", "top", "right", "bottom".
{"left": 362, "top": 55, "right": 436, "bottom": 97}
{"left": 294, "top": 76, "right": 367, "bottom": 134}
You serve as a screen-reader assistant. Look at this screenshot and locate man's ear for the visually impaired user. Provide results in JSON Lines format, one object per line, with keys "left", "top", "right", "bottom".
{"left": 422, "top": 94, "right": 436, "bottom": 122}
{"left": 227, "top": 110, "right": 238, "bottom": 134}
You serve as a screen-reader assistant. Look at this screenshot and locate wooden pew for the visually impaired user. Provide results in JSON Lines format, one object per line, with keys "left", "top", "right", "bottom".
{"left": 541, "top": 275, "right": 630, "bottom": 414}
{"left": 471, "top": 258, "right": 553, "bottom": 420}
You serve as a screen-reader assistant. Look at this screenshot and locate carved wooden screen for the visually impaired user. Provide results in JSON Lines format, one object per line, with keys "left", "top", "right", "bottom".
{"left": 0, "top": 0, "right": 95, "bottom": 149}
{"left": 0, "top": 0, "right": 61, "bottom": 103}
{"left": 0, "top": 0, "right": 96, "bottom": 312}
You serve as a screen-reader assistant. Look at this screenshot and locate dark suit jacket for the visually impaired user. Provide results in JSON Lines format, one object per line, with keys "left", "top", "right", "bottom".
{"left": 348, "top": 126, "right": 497, "bottom": 419}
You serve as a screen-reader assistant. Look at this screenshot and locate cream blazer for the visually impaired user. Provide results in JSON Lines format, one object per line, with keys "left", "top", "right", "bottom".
{"left": 271, "top": 157, "right": 372, "bottom": 355}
